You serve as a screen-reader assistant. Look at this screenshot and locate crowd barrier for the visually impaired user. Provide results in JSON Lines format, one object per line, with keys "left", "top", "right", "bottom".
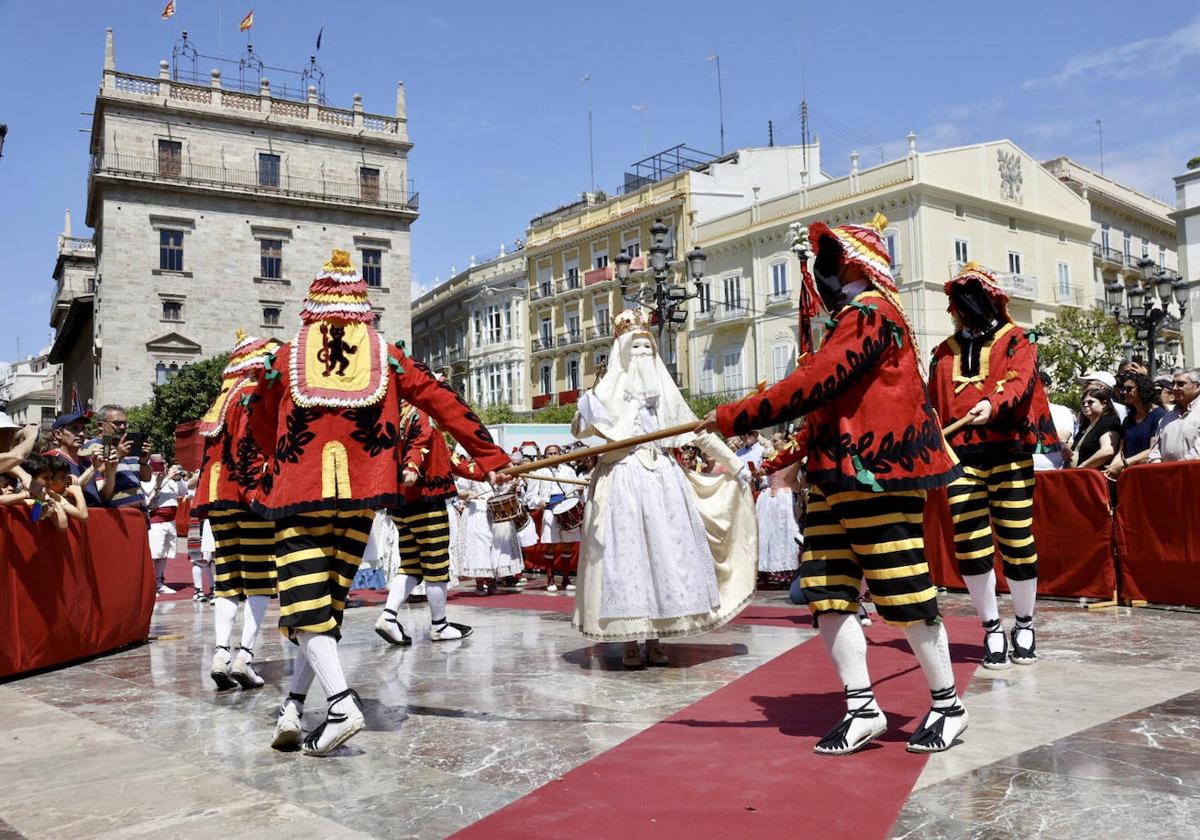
{"left": 1114, "top": 461, "right": 1200, "bottom": 607}
{"left": 0, "top": 507, "right": 154, "bottom": 680}
{"left": 923, "top": 469, "right": 1116, "bottom": 600}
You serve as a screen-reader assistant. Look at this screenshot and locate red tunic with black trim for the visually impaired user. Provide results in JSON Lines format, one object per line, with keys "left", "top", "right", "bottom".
{"left": 928, "top": 323, "right": 1059, "bottom": 457}
{"left": 716, "top": 288, "right": 961, "bottom": 493}
{"left": 194, "top": 378, "right": 265, "bottom": 515}
{"left": 760, "top": 424, "right": 810, "bottom": 475}
{"left": 246, "top": 343, "right": 509, "bottom": 518}
{"left": 396, "top": 406, "right": 464, "bottom": 505}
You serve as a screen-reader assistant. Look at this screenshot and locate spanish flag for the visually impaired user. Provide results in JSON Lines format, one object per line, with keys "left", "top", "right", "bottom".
{"left": 239, "top": 9, "right": 254, "bottom": 31}
{"left": 161, "top": 0, "right": 175, "bottom": 20}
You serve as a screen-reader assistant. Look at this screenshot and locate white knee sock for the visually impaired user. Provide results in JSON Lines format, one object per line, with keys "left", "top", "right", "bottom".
{"left": 384, "top": 574, "right": 421, "bottom": 614}
{"left": 962, "top": 570, "right": 1000, "bottom": 624}
{"left": 287, "top": 645, "right": 315, "bottom": 706}
{"left": 191, "top": 563, "right": 204, "bottom": 591}
{"left": 819, "top": 613, "right": 880, "bottom": 713}
{"left": 297, "top": 631, "right": 348, "bottom": 699}
{"left": 903, "top": 621, "right": 958, "bottom": 707}
{"left": 1006, "top": 577, "right": 1038, "bottom": 623}
{"left": 239, "top": 595, "right": 270, "bottom": 657}
{"left": 213, "top": 596, "right": 238, "bottom": 650}
{"left": 426, "top": 581, "right": 448, "bottom": 624}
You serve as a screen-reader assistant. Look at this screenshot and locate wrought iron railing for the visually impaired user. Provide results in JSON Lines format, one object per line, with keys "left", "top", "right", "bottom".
{"left": 89, "top": 152, "right": 418, "bottom": 212}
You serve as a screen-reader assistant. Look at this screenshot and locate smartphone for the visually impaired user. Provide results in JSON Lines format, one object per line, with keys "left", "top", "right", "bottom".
{"left": 150, "top": 461, "right": 165, "bottom": 474}
{"left": 124, "top": 431, "right": 146, "bottom": 453}
{"left": 101, "top": 434, "right": 117, "bottom": 458}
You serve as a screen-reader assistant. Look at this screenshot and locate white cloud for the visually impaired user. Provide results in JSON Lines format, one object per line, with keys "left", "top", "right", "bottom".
{"left": 1024, "top": 16, "right": 1200, "bottom": 89}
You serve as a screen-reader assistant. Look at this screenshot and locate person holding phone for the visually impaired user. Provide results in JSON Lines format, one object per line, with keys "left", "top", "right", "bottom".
{"left": 87, "top": 405, "right": 152, "bottom": 509}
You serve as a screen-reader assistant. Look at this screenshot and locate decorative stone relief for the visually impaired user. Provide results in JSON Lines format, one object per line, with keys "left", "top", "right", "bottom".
{"left": 998, "top": 149, "right": 1023, "bottom": 203}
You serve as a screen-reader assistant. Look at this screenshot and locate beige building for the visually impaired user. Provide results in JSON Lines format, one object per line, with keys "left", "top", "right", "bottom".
{"left": 690, "top": 138, "right": 1096, "bottom": 398}
{"left": 52, "top": 28, "right": 418, "bottom": 409}
{"left": 1043, "top": 156, "right": 1181, "bottom": 366}
{"left": 0, "top": 348, "right": 58, "bottom": 430}
{"left": 411, "top": 247, "right": 528, "bottom": 409}
{"left": 1173, "top": 161, "right": 1200, "bottom": 364}
{"left": 523, "top": 144, "right": 823, "bottom": 408}
{"left": 48, "top": 210, "right": 98, "bottom": 412}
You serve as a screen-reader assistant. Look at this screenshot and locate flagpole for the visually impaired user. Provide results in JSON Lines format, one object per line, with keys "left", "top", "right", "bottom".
{"left": 217, "top": 0, "right": 223, "bottom": 57}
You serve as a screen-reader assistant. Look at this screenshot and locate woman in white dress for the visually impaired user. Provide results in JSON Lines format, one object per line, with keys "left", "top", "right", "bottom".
{"left": 755, "top": 469, "right": 801, "bottom": 586}
{"left": 455, "top": 475, "right": 523, "bottom": 595}
{"left": 570, "top": 309, "right": 758, "bottom": 668}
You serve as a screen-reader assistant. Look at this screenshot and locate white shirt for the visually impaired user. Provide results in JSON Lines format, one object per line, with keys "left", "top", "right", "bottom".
{"left": 142, "top": 476, "right": 185, "bottom": 511}
{"left": 531, "top": 463, "right": 578, "bottom": 508}
{"left": 1034, "top": 402, "right": 1078, "bottom": 470}
{"left": 1148, "top": 404, "right": 1200, "bottom": 463}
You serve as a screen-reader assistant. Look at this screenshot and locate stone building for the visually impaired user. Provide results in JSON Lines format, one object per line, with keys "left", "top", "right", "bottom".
{"left": 689, "top": 138, "right": 1096, "bottom": 399}
{"left": 53, "top": 28, "right": 418, "bottom": 410}
{"left": 47, "top": 210, "right": 98, "bottom": 412}
{"left": 411, "top": 248, "right": 528, "bottom": 410}
{"left": 0, "top": 348, "right": 58, "bottom": 430}
{"left": 1173, "top": 161, "right": 1200, "bottom": 364}
{"left": 1042, "top": 156, "right": 1181, "bottom": 367}
{"left": 523, "top": 143, "right": 822, "bottom": 409}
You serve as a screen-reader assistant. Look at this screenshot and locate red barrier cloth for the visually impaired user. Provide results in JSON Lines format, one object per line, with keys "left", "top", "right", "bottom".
{"left": 924, "top": 470, "right": 1114, "bottom": 600}
{"left": 0, "top": 507, "right": 154, "bottom": 679}
{"left": 174, "top": 419, "right": 202, "bottom": 472}
{"left": 1114, "top": 461, "right": 1200, "bottom": 606}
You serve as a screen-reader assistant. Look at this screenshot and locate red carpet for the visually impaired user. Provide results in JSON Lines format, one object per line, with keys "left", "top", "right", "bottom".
{"left": 452, "top": 616, "right": 979, "bottom": 840}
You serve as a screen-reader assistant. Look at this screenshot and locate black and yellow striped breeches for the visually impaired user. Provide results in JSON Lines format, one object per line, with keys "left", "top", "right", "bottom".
{"left": 273, "top": 508, "right": 374, "bottom": 641}
{"left": 390, "top": 500, "right": 452, "bottom": 583}
{"left": 800, "top": 486, "right": 940, "bottom": 626}
{"left": 946, "top": 454, "right": 1038, "bottom": 582}
{"left": 208, "top": 508, "right": 276, "bottom": 600}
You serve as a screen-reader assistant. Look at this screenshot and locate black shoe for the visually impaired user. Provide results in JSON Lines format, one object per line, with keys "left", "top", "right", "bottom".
{"left": 907, "top": 688, "right": 968, "bottom": 753}
{"left": 1011, "top": 619, "right": 1037, "bottom": 664}
{"left": 981, "top": 618, "right": 1010, "bottom": 670}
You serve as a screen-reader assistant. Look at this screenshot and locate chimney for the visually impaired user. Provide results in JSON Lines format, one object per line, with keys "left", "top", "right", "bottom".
{"left": 395, "top": 81, "right": 407, "bottom": 120}
{"left": 63, "top": 209, "right": 72, "bottom": 238}
{"left": 907, "top": 132, "right": 918, "bottom": 154}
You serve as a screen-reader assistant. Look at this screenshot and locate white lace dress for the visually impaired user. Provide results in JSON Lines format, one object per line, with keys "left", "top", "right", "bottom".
{"left": 455, "top": 479, "right": 523, "bottom": 579}
{"left": 755, "top": 485, "right": 801, "bottom": 572}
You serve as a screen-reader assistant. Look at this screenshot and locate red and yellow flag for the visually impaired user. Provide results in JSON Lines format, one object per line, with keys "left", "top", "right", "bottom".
{"left": 161, "top": 0, "right": 175, "bottom": 20}
{"left": 239, "top": 9, "right": 254, "bottom": 31}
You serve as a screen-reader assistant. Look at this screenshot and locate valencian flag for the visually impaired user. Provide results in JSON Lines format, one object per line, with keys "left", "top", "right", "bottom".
{"left": 161, "top": 0, "right": 175, "bottom": 20}
{"left": 239, "top": 9, "right": 254, "bottom": 31}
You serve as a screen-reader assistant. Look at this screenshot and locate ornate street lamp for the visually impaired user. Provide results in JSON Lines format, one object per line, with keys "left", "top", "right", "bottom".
{"left": 1105, "top": 257, "right": 1190, "bottom": 378}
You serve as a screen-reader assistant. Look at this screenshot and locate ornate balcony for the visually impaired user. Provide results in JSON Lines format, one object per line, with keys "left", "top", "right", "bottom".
{"left": 532, "top": 394, "right": 553, "bottom": 409}
{"left": 557, "top": 389, "right": 580, "bottom": 405}
{"left": 712, "top": 301, "right": 751, "bottom": 323}
{"left": 765, "top": 291, "right": 791, "bottom": 307}
{"left": 584, "top": 265, "right": 614, "bottom": 286}
{"left": 558, "top": 330, "right": 583, "bottom": 348}
{"left": 586, "top": 323, "right": 613, "bottom": 342}
{"left": 530, "top": 282, "right": 555, "bottom": 301}
{"left": 531, "top": 336, "right": 555, "bottom": 354}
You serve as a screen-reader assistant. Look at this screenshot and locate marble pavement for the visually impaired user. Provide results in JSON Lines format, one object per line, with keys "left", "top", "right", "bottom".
{"left": 2, "top": 590, "right": 1200, "bottom": 838}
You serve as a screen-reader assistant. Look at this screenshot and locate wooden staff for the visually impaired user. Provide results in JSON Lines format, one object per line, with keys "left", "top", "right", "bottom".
{"left": 522, "top": 473, "right": 591, "bottom": 487}
{"left": 941, "top": 415, "right": 973, "bottom": 439}
{"left": 501, "top": 422, "right": 698, "bottom": 477}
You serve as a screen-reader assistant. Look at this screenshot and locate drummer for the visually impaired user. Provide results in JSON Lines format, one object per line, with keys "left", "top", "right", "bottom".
{"left": 530, "top": 443, "right": 583, "bottom": 592}
{"left": 455, "top": 463, "right": 524, "bottom": 595}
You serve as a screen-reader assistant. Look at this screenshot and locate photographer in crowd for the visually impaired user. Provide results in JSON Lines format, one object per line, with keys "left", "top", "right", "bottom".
{"left": 88, "top": 404, "right": 152, "bottom": 509}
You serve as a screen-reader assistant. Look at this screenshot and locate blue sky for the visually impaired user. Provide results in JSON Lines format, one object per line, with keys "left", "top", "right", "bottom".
{"left": 1, "top": 0, "right": 1197, "bottom": 363}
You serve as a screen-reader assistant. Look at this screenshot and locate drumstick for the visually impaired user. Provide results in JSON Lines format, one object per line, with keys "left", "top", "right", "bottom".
{"left": 522, "top": 473, "right": 591, "bottom": 486}
{"left": 501, "top": 421, "right": 698, "bottom": 477}
{"left": 941, "top": 415, "right": 973, "bottom": 439}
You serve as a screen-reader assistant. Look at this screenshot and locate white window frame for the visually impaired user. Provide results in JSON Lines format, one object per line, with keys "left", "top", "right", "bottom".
{"left": 699, "top": 353, "right": 715, "bottom": 395}
{"left": 1123, "top": 231, "right": 1132, "bottom": 259}
{"left": 591, "top": 240, "right": 609, "bottom": 270}
{"left": 770, "top": 261, "right": 789, "bottom": 297}
{"left": 540, "top": 362, "right": 554, "bottom": 395}
{"left": 723, "top": 347, "right": 744, "bottom": 393}
{"left": 954, "top": 238, "right": 970, "bottom": 264}
{"left": 1007, "top": 251, "right": 1023, "bottom": 275}
{"left": 621, "top": 229, "right": 641, "bottom": 259}
{"left": 697, "top": 281, "right": 712, "bottom": 313}
{"left": 722, "top": 273, "right": 742, "bottom": 311}
{"left": 1056, "top": 261, "right": 1071, "bottom": 295}
{"left": 566, "top": 357, "right": 581, "bottom": 391}
{"left": 1101, "top": 223, "right": 1111, "bottom": 251}
{"left": 883, "top": 231, "right": 899, "bottom": 265}
{"left": 772, "top": 343, "right": 794, "bottom": 383}
{"left": 564, "top": 254, "right": 580, "bottom": 287}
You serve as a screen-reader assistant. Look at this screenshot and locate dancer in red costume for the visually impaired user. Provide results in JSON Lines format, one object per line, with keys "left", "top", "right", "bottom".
{"left": 246, "top": 249, "right": 509, "bottom": 756}
{"left": 928, "top": 261, "right": 1057, "bottom": 669}
{"left": 698, "top": 215, "right": 968, "bottom": 755}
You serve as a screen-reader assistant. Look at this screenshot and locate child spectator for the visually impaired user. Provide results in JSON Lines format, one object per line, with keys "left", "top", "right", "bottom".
{"left": 19, "top": 454, "right": 69, "bottom": 531}
{"left": 45, "top": 454, "right": 89, "bottom": 522}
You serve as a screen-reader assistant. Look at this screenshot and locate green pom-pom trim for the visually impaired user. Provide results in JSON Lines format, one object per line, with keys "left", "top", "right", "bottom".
{"left": 394, "top": 339, "right": 406, "bottom": 351}
{"left": 848, "top": 300, "right": 879, "bottom": 317}
{"left": 887, "top": 320, "right": 905, "bottom": 349}
{"left": 388, "top": 356, "right": 405, "bottom": 374}
{"left": 821, "top": 317, "right": 839, "bottom": 331}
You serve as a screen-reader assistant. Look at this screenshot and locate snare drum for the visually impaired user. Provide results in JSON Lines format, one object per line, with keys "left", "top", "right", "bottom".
{"left": 551, "top": 497, "right": 585, "bottom": 531}
{"left": 487, "top": 492, "right": 526, "bottom": 526}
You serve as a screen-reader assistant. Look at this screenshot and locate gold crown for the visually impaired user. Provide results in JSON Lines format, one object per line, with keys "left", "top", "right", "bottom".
{"left": 613, "top": 308, "right": 654, "bottom": 340}
{"left": 867, "top": 212, "right": 888, "bottom": 232}
{"left": 323, "top": 248, "right": 355, "bottom": 274}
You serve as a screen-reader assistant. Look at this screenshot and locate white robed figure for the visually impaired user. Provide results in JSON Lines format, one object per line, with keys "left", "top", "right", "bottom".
{"left": 570, "top": 309, "right": 758, "bottom": 667}
{"left": 756, "top": 471, "right": 802, "bottom": 574}
{"left": 455, "top": 475, "right": 524, "bottom": 583}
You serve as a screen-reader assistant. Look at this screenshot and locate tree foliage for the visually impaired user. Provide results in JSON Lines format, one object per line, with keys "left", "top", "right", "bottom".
{"left": 531, "top": 403, "right": 579, "bottom": 424}
{"left": 126, "top": 354, "right": 230, "bottom": 460}
{"left": 1033, "top": 305, "right": 1129, "bottom": 409}
{"left": 473, "top": 402, "right": 518, "bottom": 426}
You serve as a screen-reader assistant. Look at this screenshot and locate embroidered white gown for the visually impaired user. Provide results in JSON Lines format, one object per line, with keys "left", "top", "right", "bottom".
{"left": 755, "top": 476, "right": 801, "bottom": 573}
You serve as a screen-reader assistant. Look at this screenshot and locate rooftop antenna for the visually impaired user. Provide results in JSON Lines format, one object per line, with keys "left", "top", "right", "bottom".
{"left": 1095, "top": 118, "right": 1105, "bottom": 175}
{"left": 800, "top": 100, "right": 810, "bottom": 173}
{"left": 583, "top": 75, "right": 595, "bottom": 192}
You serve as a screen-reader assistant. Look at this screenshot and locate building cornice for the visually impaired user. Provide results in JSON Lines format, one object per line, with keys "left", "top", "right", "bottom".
{"left": 524, "top": 194, "right": 686, "bottom": 258}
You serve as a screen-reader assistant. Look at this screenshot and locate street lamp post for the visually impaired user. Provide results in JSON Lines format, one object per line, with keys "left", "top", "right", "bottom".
{"left": 614, "top": 217, "right": 707, "bottom": 386}
{"left": 1104, "top": 257, "right": 1190, "bottom": 378}
{"left": 0, "top": 124, "right": 7, "bottom": 160}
